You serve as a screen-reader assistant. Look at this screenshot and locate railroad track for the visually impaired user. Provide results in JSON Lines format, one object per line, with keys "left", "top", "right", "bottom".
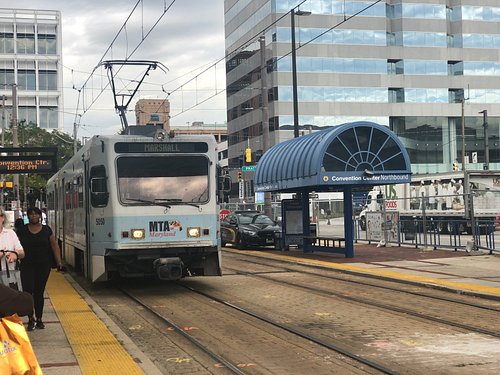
{"left": 113, "top": 282, "right": 385, "bottom": 375}
{"left": 79, "top": 251, "right": 500, "bottom": 374}
{"left": 223, "top": 251, "right": 500, "bottom": 338}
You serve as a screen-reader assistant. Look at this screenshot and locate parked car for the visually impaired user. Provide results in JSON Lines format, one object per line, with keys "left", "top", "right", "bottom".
{"left": 221, "top": 211, "right": 281, "bottom": 249}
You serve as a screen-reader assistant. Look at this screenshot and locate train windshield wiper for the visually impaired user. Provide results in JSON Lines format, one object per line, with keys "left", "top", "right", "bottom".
{"left": 155, "top": 198, "right": 200, "bottom": 209}
{"left": 125, "top": 197, "right": 171, "bottom": 208}
{"left": 125, "top": 197, "right": 200, "bottom": 209}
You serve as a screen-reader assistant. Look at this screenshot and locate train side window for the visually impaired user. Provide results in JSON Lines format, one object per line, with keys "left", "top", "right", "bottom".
{"left": 90, "top": 165, "right": 109, "bottom": 207}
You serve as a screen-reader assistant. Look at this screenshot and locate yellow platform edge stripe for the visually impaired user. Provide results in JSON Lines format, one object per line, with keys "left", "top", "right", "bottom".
{"left": 47, "top": 271, "right": 144, "bottom": 375}
{"left": 225, "top": 248, "right": 500, "bottom": 297}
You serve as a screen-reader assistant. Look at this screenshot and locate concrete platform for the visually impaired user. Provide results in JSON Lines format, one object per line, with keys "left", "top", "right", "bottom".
{"left": 228, "top": 243, "right": 500, "bottom": 299}
{"left": 26, "top": 271, "right": 162, "bottom": 375}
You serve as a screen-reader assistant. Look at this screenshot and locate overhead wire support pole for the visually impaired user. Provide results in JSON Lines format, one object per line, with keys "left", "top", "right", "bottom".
{"left": 260, "top": 35, "right": 272, "bottom": 218}
{"left": 461, "top": 86, "right": 469, "bottom": 171}
{"left": 291, "top": 5, "right": 311, "bottom": 138}
{"left": 291, "top": 8, "right": 299, "bottom": 138}
{"left": 461, "top": 98, "right": 466, "bottom": 171}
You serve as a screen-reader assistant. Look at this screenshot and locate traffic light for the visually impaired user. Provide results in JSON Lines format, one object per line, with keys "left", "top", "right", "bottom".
{"left": 245, "top": 147, "right": 252, "bottom": 163}
{"left": 237, "top": 171, "right": 242, "bottom": 181}
{"left": 453, "top": 160, "right": 459, "bottom": 171}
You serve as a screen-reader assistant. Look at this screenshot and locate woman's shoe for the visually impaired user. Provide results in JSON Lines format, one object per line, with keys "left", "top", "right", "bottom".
{"left": 27, "top": 318, "right": 35, "bottom": 331}
{"left": 35, "top": 319, "right": 45, "bottom": 329}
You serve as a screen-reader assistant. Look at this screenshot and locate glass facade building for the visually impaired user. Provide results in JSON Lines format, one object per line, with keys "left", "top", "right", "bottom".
{"left": 224, "top": 0, "right": 500, "bottom": 194}
{"left": 0, "top": 8, "right": 63, "bottom": 130}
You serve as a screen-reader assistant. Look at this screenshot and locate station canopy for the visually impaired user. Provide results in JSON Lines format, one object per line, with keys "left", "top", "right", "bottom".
{"left": 254, "top": 121, "right": 411, "bottom": 193}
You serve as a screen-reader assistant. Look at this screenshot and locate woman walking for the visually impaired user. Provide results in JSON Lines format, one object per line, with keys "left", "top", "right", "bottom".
{"left": 18, "top": 207, "right": 63, "bottom": 331}
{"left": 0, "top": 207, "right": 25, "bottom": 287}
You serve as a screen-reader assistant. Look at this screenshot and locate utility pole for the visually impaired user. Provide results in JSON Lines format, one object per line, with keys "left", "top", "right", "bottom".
{"left": 479, "top": 110, "right": 489, "bottom": 170}
{"left": 1, "top": 95, "right": 5, "bottom": 209}
{"left": 461, "top": 98, "right": 466, "bottom": 171}
{"left": 73, "top": 121, "right": 78, "bottom": 154}
{"left": 260, "top": 36, "right": 272, "bottom": 218}
{"left": 12, "top": 84, "right": 20, "bottom": 215}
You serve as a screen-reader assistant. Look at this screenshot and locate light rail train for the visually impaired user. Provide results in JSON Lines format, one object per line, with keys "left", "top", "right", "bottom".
{"left": 46, "top": 130, "right": 224, "bottom": 282}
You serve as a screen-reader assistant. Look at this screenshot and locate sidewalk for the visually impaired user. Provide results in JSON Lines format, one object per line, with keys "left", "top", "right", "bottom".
{"left": 27, "top": 287, "right": 82, "bottom": 374}
{"left": 28, "top": 271, "right": 162, "bottom": 375}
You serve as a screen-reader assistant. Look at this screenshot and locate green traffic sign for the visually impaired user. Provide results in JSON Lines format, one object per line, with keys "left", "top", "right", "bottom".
{"left": 242, "top": 165, "right": 256, "bottom": 171}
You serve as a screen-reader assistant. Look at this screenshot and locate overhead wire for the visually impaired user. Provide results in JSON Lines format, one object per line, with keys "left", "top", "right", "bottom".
{"left": 74, "top": 0, "right": 177, "bottom": 129}
{"left": 166, "top": 0, "right": 384, "bottom": 119}
{"left": 68, "top": 0, "right": 385, "bottom": 129}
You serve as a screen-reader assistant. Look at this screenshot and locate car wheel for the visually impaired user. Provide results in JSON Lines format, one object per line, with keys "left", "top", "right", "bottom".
{"left": 274, "top": 237, "right": 282, "bottom": 250}
{"left": 359, "top": 216, "right": 366, "bottom": 231}
{"left": 236, "top": 236, "right": 246, "bottom": 249}
{"left": 437, "top": 221, "right": 448, "bottom": 234}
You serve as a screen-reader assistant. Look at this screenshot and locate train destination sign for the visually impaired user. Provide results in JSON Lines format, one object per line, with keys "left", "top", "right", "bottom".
{"left": 0, "top": 156, "right": 57, "bottom": 173}
{"left": 115, "top": 142, "right": 209, "bottom": 154}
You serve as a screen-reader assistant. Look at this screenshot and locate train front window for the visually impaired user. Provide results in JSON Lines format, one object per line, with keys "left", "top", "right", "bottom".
{"left": 117, "top": 155, "right": 209, "bottom": 204}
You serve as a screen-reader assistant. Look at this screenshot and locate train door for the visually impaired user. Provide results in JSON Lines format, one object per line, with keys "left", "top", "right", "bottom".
{"left": 59, "top": 178, "right": 66, "bottom": 256}
{"left": 84, "top": 159, "right": 91, "bottom": 278}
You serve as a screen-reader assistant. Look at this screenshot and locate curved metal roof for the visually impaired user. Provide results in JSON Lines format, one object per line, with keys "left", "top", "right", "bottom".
{"left": 255, "top": 121, "right": 412, "bottom": 192}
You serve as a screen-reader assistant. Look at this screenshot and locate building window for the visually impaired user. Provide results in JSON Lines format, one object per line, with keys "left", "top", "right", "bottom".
{"left": 150, "top": 114, "right": 159, "bottom": 121}
{"left": 37, "top": 34, "right": 56, "bottom": 55}
{"left": 40, "top": 107, "right": 58, "bottom": 128}
{"left": 17, "top": 70, "right": 36, "bottom": 90}
{"left": 448, "top": 61, "right": 463, "bottom": 76}
{"left": 404, "top": 60, "right": 447, "bottom": 75}
{"left": 0, "top": 32, "right": 14, "bottom": 53}
{"left": 39, "top": 70, "right": 57, "bottom": 90}
{"left": 387, "top": 59, "right": 403, "bottom": 74}
{"left": 389, "top": 88, "right": 404, "bottom": 103}
{"left": 16, "top": 34, "right": 35, "bottom": 54}
{"left": 390, "top": 117, "right": 444, "bottom": 164}
{"left": 18, "top": 106, "right": 36, "bottom": 125}
{"left": 449, "top": 89, "right": 464, "bottom": 103}
{"left": 0, "top": 68, "right": 14, "bottom": 86}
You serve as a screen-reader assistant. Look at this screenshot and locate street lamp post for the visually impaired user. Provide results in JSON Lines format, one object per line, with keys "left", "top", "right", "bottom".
{"left": 291, "top": 8, "right": 311, "bottom": 138}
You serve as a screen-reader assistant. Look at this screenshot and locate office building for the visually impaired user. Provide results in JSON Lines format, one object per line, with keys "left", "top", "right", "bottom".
{"left": 0, "top": 8, "right": 63, "bottom": 130}
{"left": 135, "top": 98, "right": 171, "bottom": 130}
{"left": 224, "top": 0, "right": 500, "bottom": 196}
{"left": 171, "top": 121, "right": 228, "bottom": 169}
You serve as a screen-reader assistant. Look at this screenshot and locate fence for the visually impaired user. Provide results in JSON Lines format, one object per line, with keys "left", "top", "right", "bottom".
{"left": 223, "top": 190, "right": 500, "bottom": 254}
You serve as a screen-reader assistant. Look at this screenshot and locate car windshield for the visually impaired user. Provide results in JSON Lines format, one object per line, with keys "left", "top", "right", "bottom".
{"left": 238, "top": 213, "right": 274, "bottom": 225}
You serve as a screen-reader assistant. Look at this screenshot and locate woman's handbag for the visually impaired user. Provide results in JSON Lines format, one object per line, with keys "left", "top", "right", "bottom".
{"left": 0, "top": 252, "right": 22, "bottom": 291}
{"left": 0, "top": 314, "right": 42, "bottom": 375}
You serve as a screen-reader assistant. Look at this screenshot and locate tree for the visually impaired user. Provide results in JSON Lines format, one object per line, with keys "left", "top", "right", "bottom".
{"left": 1, "top": 122, "right": 80, "bottom": 200}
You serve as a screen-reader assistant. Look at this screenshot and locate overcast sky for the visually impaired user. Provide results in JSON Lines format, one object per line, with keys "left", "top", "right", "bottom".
{"left": 11, "top": 0, "right": 226, "bottom": 138}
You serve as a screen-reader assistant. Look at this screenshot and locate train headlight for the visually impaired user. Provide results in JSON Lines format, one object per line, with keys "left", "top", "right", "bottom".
{"left": 187, "top": 227, "right": 201, "bottom": 238}
{"left": 131, "top": 229, "right": 145, "bottom": 240}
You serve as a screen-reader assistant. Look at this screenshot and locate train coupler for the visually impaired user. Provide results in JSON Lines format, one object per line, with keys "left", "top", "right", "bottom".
{"left": 153, "top": 257, "right": 183, "bottom": 280}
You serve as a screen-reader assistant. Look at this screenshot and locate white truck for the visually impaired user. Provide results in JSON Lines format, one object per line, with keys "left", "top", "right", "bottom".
{"left": 358, "top": 170, "right": 500, "bottom": 234}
